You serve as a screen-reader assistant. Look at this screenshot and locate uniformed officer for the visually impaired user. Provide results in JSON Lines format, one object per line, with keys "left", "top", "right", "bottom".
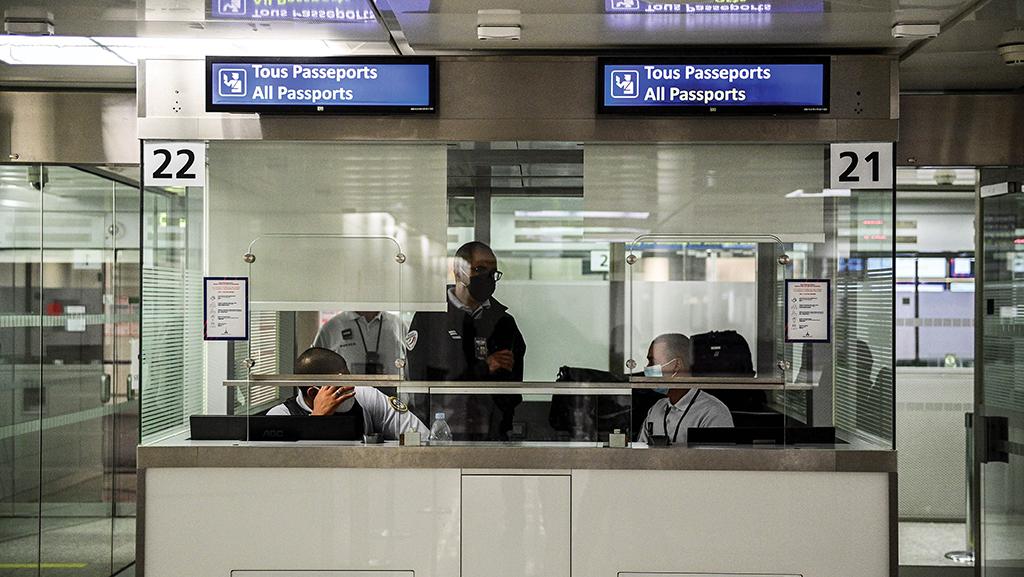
{"left": 267, "top": 347, "right": 425, "bottom": 440}
{"left": 405, "top": 241, "right": 527, "bottom": 440}
{"left": 637, "top": 333, "right": 733, "bottom": 445}
{"left": 313, "top": 311, "right": 404, "bottom": 375}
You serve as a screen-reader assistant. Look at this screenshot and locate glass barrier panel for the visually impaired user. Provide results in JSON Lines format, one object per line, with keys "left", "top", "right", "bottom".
{"left": 0, "top": 164, "right": 43, "bottom": 570}
{"left": 207, "top": 141, "right": 449, "bottom": 312}
{"left": 409, "top": 384, "right": 632, "bottom": 443}
{"left": 625, "top": 234, "right": 791, "bottom": 445}
{"left": 241, "top": 235, "right": 405, "bottom": 441}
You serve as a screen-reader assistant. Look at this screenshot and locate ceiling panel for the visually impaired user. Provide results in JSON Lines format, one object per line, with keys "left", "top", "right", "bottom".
{"left": 1, "top": 0, "right": 1020, "bottom": 93}
{"left": 384, "top": 0, "right": 980, "bottom": 51}
{"left": 3, "top": 0, "right": 393, "bottom": 41}
{"left": 900, "top": 0, "right": 1024, "bottom": 91}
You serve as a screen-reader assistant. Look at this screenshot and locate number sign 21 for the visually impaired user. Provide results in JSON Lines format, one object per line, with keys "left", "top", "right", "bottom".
{"left": 143, "top": 142, "right": 206, "bottom": 187}
{"left": 829, "top": 143, "right": 893, "bottom": 190}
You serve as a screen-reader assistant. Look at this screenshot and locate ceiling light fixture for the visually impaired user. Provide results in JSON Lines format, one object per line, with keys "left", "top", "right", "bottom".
{"left": 786, "top": 189, "right": 852, "bottom": 198}
{"left": 891, "top": 22, "right": 940, "bottom": 39}
{"left": 477, "top": 9, "right": 521, "bottom": 41}
{"left": 0, "top": 36, "right": 357, "bottom": 66}
{"left": 3, "top": 8, "right": 54, "bottom": 36}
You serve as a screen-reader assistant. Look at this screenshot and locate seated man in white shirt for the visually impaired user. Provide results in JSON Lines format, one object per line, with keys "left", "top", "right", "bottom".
{"left": 637, "top": 333, "right": 733, "bottom": 445}
{"left": 267, "top": 347, "right": 426, "bottom": 440}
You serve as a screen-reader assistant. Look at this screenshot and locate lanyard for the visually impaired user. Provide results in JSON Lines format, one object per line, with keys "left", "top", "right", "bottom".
{"left": 354, "top": 316, "right": 384, "bottom": 355}
{"left": 663, "top": 390, "right": 702, "bottom": 445}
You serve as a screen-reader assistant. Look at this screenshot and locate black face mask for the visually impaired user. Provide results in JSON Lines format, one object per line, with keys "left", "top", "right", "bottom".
{"left": 467, "top": 274, "right": 496, "bottom": 303}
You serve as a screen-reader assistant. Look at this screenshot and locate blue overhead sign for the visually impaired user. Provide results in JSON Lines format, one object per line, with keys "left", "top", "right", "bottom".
{"left": 206, "top": 57, "right": 436, "bottom": 114}
{"left": 598, "top": 58, "right": 829, "bottom": 113}
{"left": 209, "top": 0, "right": 376, "bottom": 22}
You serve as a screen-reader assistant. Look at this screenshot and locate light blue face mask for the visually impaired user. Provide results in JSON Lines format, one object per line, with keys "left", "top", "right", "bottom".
{"left": 644, "top": 358, "right": 679, "bottom": 378}
{"left": 645, "top": 358, "right": 680, "bottom": 395}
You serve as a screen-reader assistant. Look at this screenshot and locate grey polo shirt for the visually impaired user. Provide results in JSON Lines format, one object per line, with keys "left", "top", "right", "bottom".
{"left": 638, "top": 389, "right": 734, "bottom": 445}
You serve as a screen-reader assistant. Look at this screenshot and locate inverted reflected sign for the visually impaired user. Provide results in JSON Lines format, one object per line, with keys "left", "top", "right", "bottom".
{"left": 605, "top": 0, "right": 824, "bottom": 14}
{"left": 210, "top": 0, "right": 376, "bottom": 22}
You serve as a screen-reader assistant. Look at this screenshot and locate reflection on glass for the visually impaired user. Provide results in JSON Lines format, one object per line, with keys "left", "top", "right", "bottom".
{"left": 604, "top": 0, "right": 824, "bottom": 13}
{"left": 0, "top": 165, "right": 140, "bottom": 576}
{"left": 209, "top": 0, "right": 377, "bottom": 23}
{"left": 0, "top": 164, "right": 42, "bottom": 573}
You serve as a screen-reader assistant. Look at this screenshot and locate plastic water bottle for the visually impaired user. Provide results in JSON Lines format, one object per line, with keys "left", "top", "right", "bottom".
{"left": 429, "top": 412, "right": 453, "bottom": 444}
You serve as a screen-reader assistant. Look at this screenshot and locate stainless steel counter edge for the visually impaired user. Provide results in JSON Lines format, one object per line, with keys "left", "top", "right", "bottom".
{"left": 137, "top": 444, "right": 896, "bottom": 473}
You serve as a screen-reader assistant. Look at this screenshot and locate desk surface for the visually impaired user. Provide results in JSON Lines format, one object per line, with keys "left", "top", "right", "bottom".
{"left": 139, "top": 433, "right": 895, "bottom": 472}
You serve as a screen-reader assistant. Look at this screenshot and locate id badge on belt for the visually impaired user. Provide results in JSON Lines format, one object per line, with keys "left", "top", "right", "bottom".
{"left": 474, "top": 337, "right": 488, "bottom": 360}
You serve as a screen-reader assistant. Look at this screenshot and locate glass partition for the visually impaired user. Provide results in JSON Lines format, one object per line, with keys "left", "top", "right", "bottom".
{"left": 239, "top": 234, "right": 406, "bottom": 438}
{"left": 137, "top": 140, "right": 895, "bottom": 451}
{"left": 1, "top": 165, "right": 141, "bottom": 576}
{"left": 207, "top": 141, "right": 449, "bottom": 311}
{"left": 624, "top": 234, "right": 791, "bottom": 443}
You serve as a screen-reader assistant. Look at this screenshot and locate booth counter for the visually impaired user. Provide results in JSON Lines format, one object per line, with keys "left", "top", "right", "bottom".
{"left": 138, "top": 437, "right": 895, "bottom": 577}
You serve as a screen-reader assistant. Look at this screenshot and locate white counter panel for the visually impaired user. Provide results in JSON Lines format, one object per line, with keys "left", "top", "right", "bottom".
{"left": 571, "top": 470, "right": 889, "bottom": 577}
{"left": 144, "top": 468, "right": 461, "bottom": 577}
{"left": 461, "top": 474, "right": 571, "bottom": 577}
{"left": 233, "top": 573, "right": 412, "bottom": 576}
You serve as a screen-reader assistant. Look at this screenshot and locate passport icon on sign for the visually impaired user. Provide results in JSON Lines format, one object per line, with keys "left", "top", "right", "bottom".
{"left": 610, "top": 0, "right": 641, "bottom": 9}
{"left": 219, "top": 0, "right": 245, "bottom": 14}
{"left": 218, "top": 69, "right": 247, "bottom": 97}
{"left": 610, "top": 70, "right": 639, "bottom": 99}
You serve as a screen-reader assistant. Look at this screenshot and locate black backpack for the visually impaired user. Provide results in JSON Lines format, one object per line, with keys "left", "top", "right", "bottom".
{"left": 691, "top": 331, "right": 766, "bottom": 414}
{"left": 690, "top": 330, "right": 755, "bottom": 377}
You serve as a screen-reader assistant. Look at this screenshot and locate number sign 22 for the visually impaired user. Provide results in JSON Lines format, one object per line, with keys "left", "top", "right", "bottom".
{"left": 144, "top": 142, "right": 206, "bottom": 187}
{"left": 829, "top": 143, "right": 893, "bottom": 190}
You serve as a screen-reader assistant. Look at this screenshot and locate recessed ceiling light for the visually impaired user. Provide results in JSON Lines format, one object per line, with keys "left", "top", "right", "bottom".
{"left": 477, "top": 9, "right": 521, "bottom": 41}
{"left": 891, "top": 22, "right": 940, "bottom": 39}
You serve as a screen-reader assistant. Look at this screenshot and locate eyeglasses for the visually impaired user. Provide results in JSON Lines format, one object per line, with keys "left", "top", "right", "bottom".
{"left": 471, "top": 266, "right": 503, "bottom": 281}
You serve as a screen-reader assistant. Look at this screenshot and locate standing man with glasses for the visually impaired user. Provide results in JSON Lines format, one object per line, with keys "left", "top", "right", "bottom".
{"left": 406, "top": 241, "right": 527, "bottom": 440}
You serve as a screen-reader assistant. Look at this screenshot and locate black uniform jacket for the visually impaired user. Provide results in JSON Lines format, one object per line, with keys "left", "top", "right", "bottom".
{"left": 406, "top": 291, "right": 527, "bottom": 439}
{"left": 406, "top": 293, "right": 526, "bottom": 382}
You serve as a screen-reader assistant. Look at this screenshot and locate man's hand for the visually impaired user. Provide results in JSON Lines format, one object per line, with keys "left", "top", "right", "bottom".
{"left": 486, "top": 350, "right": 515, "bottom": 374}
{"left": 311, "top": 385, "right": 355, "bottom": 416}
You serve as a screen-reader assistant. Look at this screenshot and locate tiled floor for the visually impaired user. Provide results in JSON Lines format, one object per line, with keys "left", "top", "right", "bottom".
{"left": 899, "top": 521, "right": 972, "bottom": 566}
{"left": 901, "top": 516, "right": 1024, "bottom": 570}
{"left": 0, "top": 517, "right": 134, "bottom": 577}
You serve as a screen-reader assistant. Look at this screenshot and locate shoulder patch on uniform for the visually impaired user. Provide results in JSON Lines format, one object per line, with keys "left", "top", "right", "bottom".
{"left": 388, "top": 396, "right": 409, "bottom": 413}
{"left": 404, "top": 330, "right": 418, "bottom": 351}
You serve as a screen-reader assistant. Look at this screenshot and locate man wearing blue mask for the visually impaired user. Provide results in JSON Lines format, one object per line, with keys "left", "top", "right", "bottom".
{"left": 637, "top": 333, "right": 733, "bottom": 445}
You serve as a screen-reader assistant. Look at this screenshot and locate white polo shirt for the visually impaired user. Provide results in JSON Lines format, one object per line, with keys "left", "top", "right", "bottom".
{"left": 638, "top": 389, "right": 734, "bottom": 445}
{"left": 266, "top": 386, "right": 426, "bottom": 440}
{"left": 313, "top": 312, "right": 405, "bottom": 375}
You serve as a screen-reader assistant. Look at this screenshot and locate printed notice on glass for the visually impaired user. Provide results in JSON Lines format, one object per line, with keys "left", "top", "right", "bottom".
{"left": 204, "top": 277, "right": 249, "bottom": 341}
{"left": 785, "top": 279, "right": 831, "bottom": 343}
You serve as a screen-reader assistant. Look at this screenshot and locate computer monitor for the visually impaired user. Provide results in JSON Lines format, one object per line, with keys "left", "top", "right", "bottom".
{"left": 189, "top": 415, "right": 364, "bottom": 442}
{"left": 686, "top": 426, "right": 838, "bottom": 446}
